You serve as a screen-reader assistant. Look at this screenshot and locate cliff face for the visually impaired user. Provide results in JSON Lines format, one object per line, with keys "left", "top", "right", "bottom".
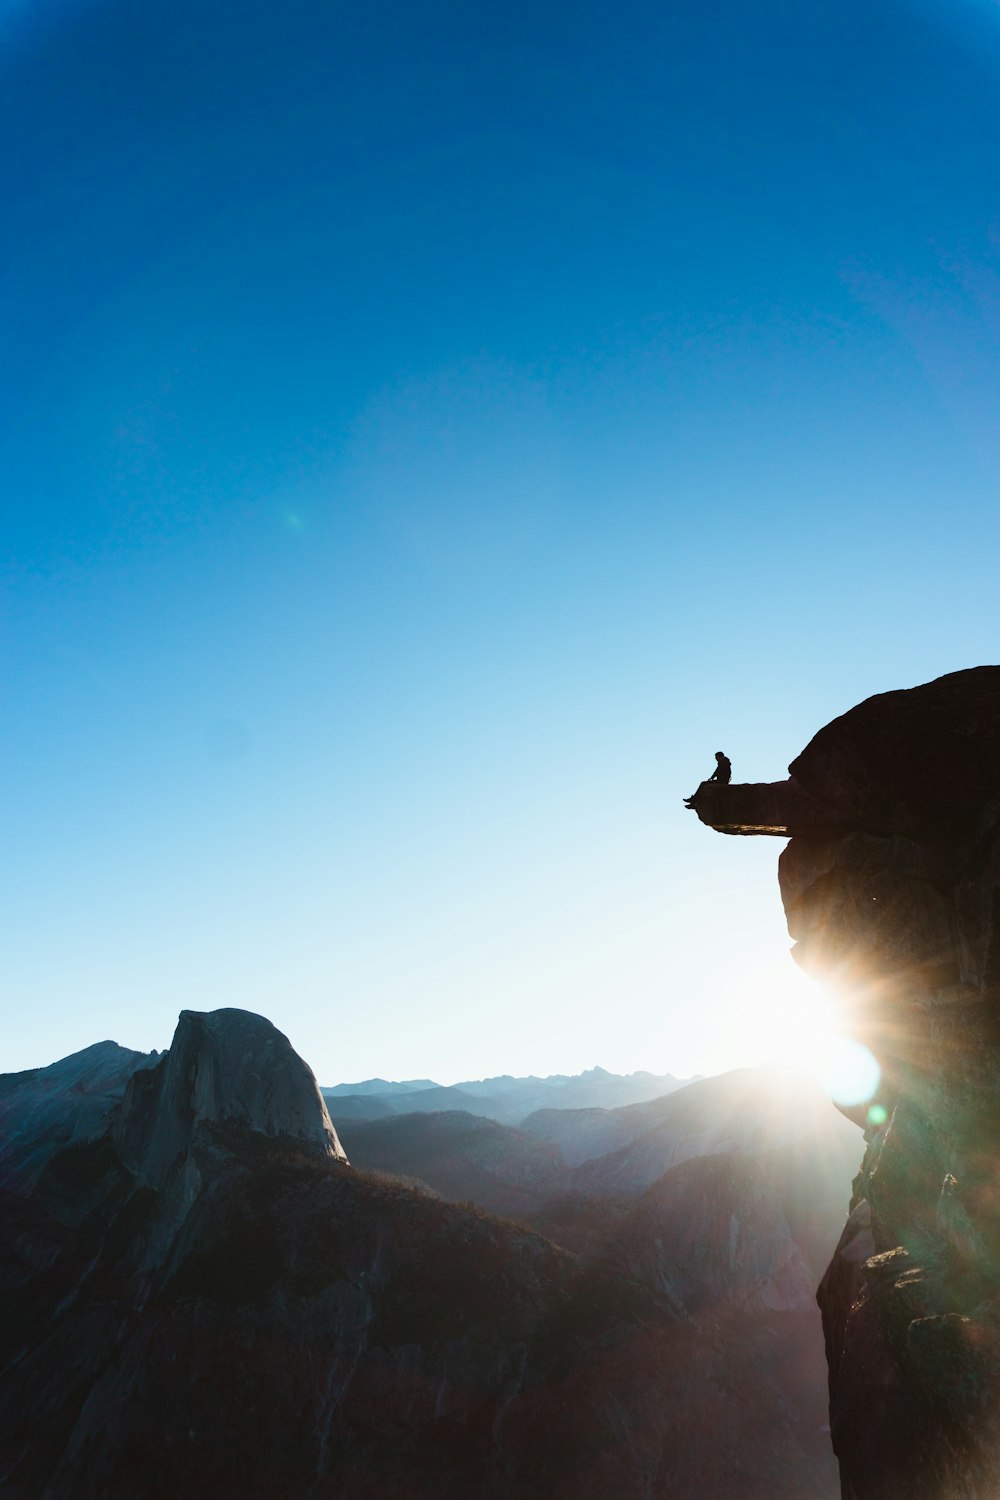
{"left": 119, "top": 1007, "right": 346, "bottom": 1177}
{"left": 695, "top": 666, "right": 1000, "bottom": 1500}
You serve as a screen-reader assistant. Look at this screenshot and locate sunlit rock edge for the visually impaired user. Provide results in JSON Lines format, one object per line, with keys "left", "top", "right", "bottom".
{"left": 700, "top": 665, "right": 1000, "bottom": 1500}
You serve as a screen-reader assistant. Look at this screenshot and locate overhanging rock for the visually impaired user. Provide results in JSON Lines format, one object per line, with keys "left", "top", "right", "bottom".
{"left": 688, "top": 667, "right": 1000, "bottom": 1500}
{"left": 686, "top": 778, "right": 840, "bottom": 837}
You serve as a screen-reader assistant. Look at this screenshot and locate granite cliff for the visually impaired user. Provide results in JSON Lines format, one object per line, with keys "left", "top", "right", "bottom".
{"left": 690, "top": 665, "right": 1000, "bottom": 1500}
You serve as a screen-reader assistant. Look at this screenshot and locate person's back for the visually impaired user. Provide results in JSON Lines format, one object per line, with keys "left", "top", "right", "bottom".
{"left": 711, "top": 751, "right": 732, "bottom": 785}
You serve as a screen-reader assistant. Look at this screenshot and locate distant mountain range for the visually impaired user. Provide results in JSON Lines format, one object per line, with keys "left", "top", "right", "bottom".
{"left": 334, "top": 1064, "right": 860, "bottom": 1234}
{"left": 322, "top": 1064, "right": 695, "bottom": 1125}
{"left": 0, "top": 1011, "right": 859, "bottom": 1498}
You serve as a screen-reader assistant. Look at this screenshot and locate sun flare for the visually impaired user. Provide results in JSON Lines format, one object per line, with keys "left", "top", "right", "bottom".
{"left": 731, "top": 960, "right": 881, "bottom": 1108}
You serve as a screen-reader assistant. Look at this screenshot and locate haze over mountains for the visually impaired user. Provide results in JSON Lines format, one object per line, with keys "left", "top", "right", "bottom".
{"left": 333, "top": 1066, "right": 859, "bottom": 1223}
{"left": 322, "top": 1065, "right": 694, "bottom": 1125}
{"left": 0, "top": 1009, "right": 858, "bottom": 1498}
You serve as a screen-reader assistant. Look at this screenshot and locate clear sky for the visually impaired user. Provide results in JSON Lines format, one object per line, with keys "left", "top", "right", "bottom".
{"left": 4, "top": 0, "right": 1000, "bottom": 1086}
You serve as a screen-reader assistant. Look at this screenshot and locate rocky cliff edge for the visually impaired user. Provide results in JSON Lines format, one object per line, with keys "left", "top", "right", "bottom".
{"left": 693, "top": 666, "right": 1000, "bottom": 1500}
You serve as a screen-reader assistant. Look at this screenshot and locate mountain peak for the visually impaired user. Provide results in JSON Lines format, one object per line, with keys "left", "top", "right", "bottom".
{"left": 116, "top": 1008, "right": 346, "bottom": 1188}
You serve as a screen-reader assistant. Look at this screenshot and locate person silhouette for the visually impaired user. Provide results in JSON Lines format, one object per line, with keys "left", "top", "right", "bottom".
{"left": 684, "top": 751, "right": 732, "bottom": 807}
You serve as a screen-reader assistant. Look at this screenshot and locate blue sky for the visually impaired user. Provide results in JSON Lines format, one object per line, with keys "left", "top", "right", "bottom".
{"left": 3, "top": 0, "right": 1000, "bottom": 1084}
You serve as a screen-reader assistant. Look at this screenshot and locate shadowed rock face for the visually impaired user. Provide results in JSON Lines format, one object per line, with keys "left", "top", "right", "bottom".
{"left": 686, "top": 778, "right": 837, "bottom": 836}
{"left": 700, "top": 667, "right": 1000, "bottom": 1500}
{"left": 789, "top": 666, "right": 1000, "bottom": 839}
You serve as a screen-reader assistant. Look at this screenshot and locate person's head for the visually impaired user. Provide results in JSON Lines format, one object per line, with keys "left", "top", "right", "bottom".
{"left": 715, "top": 751, "right": 726, "bottom": 762}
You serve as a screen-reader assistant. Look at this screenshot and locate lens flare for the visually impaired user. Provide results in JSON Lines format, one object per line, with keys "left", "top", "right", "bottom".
{"left": 817, "top": 1037, "right": 881, "bottom": 1107}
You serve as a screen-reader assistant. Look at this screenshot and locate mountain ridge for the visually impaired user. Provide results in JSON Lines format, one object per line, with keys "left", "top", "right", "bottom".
{"left": 0, "top": 1007, "right": 846, "bottom": 1498}
{"left": 322, "top": 1063, "right": 697, "bottom": 1127}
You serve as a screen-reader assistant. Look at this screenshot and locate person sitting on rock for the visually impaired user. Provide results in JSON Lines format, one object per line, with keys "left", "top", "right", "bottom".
{"left": 684, "top": 751, "right": 732, "bottom": 807}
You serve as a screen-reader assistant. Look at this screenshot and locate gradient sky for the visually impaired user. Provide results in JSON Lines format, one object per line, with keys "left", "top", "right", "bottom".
{"left": 4, "top": 0, "right": 1000, "bottom": 1086}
